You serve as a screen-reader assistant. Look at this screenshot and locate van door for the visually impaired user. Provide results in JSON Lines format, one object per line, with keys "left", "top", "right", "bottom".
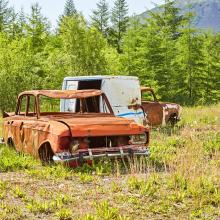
{"left": 61, "top": 81, "right": 79, "bottom": 112}
{"left": 101, "top": 78, "right": 146, "bottom": 125}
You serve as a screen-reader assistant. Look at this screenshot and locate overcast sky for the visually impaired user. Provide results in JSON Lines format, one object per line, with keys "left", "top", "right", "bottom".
{"left": 8, "top": 0, "right": 163, "bottom": 28}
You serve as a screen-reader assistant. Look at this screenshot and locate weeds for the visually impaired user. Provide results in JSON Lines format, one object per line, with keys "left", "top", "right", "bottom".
{"left": 0, "top": 105, "right": 219, "bottom": 219}
{"left": 55, "top": 207, "right": 72, "bottom": 219}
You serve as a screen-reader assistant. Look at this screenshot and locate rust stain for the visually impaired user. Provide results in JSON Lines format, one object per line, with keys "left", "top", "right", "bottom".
{"left": 131, "top": 99, "right": 136, "bottom": 104}
{"left": 128, "top": 105, "right": 141, "bottom": 110}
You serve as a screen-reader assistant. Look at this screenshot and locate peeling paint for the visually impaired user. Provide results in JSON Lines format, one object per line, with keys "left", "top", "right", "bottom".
{"left": 166, "top": 104, "right": 178, "bottom": 109}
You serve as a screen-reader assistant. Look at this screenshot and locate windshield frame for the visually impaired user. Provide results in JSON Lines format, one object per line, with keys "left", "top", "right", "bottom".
{"left": 15, "top": 92, "right": 114, "bottom": 119}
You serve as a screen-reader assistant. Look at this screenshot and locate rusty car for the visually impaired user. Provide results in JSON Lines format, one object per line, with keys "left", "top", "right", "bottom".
{"left": 2, "top": 90, "right": 150, "bottom": 166}
{"left": 141, "top": 87, "right": 182, "bottom": 127}
{"left": 61, "top": 76, "right": 182, "bottom": 127}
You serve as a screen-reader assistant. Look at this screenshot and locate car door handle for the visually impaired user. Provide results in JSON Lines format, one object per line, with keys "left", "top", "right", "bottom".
{"left": 19, "top": 122, "right": 24, "bottom": 129}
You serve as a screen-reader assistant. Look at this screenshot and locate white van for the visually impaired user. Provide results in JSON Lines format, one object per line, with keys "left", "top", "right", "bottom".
{"left": 60, "top": 76, "right": 146, "bottom": 125}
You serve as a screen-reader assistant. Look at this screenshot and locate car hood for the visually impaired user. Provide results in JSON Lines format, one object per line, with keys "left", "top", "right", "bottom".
{"left": 160, "top": 102, "right": 181, "bottom": 109}
{"left": 56, "top": 116, "right": 144, "bottom": 137}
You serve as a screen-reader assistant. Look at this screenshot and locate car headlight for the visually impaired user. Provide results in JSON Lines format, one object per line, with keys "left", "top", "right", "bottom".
{"left": 130, "top": 132, "right": 147, "bottom": 144}
{"left": 59, "top": 137, "right": 70, "bottom": 150}
{"left": 70, "top": 140, "right": 79, "bottom": 152}
{"left": 56, "top": 152, "right": 71, "bottom": 157}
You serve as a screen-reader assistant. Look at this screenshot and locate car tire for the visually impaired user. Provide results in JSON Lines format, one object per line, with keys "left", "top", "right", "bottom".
{"left": 7, "top": 138, "right": 16, "bottom": 149}
{"left": 38, "top": 143, "right": 54, "bottom": 166}
{"left": 168, "top": 115, "right": 177, "bottom": 127}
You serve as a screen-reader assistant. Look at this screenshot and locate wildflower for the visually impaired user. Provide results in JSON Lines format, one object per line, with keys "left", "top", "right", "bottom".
{"left": 58, "top": 184, "right": 64, "bottom": 189}
{"left": 60, "top": 194, "right": 64, "bottom": 198}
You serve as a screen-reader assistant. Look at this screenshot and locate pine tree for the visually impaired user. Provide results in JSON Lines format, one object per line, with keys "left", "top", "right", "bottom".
{"left": 18, "top": 6, "right": 26, "bottom": 35}
{"left": 172, "top": 0, "right": 202, "bottom": 103}
{"left": 60, "top": 13, "right": 108, "bottom": 76}
{"left": 90, "top": 0, "right": 110, "bottom": 38}
{"left": 143, "top": 0, "right": 186, "bottom": 99}
{"left": 133, "top": 15, "right": 162, "bottom": 92}
{"left": 63, "top": 0, "right": 76, "bottom": 16}
{"left": 57, "top": 0, "right": 76, "bottom": 28}
{"left": 111, "top": 0, "right": 129, "bottom": 53}
{"left": 6, "top": 6, "right": 19, "bottom": 38}
{"left": 0, "top": 0, "right": 12, "bottom": 32}
{"left": 198, "top": 29, "right": 220, "bottom": 103}
{"left": 26, "top": 3, "right": 51, "bottom": 53}
{"left": 121, "top": 15, "right": 143, "bottom": 76}
{"left": 149, "top": 0, "right": 185, "bottom": 40}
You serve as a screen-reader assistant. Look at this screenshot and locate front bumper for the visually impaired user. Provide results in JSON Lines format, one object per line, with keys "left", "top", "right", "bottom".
{"left": 53, "top": 148, "right": 150, "bottom": 165}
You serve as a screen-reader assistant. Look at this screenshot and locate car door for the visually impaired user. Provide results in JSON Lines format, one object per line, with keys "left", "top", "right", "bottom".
{"left": 10, "top": 95, "right": 38, "bottom": 156}
{"left": 8, "top": 95, "right": 27, "bottom": 151}
{"left": 21, "top": 95, "right": 39, "bottom": 157}
{"left": 141, "top": 90, "right": 163, "bottom": 127}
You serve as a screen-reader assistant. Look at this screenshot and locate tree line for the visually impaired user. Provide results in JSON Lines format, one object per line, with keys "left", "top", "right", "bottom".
{"left": 0, "top": 0, "right": 219, "bottom": 113}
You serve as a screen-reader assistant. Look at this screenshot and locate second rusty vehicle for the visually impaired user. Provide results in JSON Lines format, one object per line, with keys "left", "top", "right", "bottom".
{"left": 2, "top": 90, "right": 150, "bottom": 166}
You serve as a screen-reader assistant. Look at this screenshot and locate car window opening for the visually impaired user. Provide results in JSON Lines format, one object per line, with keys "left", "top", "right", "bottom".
{"left": 39, "top": 95, "right": 112, "bottom": 117}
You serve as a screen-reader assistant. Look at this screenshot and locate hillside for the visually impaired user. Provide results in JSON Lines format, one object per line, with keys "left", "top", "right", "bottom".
{"left": 139, "top": 0, "right": 220, "bottom": 31}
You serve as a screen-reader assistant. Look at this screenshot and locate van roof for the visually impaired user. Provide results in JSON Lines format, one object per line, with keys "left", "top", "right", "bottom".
{"left": 64, "top": 75, "right": 139, "bottom": 81}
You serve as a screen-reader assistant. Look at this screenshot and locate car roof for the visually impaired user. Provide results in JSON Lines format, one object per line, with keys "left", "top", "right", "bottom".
{"left": 140, "top": 87, "right": 154, "bottom": 92}
{"left": 64, "top": 75, "right": 139, "bottom": 81}
{"left": 18, "top": 90, "right": 104, "bottom": 99}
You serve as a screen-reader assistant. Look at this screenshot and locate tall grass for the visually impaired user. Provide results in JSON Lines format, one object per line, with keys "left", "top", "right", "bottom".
{"left": 0, "top": 104, "right": 219, "bottom": 219}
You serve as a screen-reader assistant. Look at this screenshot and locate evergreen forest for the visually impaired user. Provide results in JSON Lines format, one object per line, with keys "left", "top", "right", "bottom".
{"left": 0, "top": 0, "right": 219, "bottom": 113}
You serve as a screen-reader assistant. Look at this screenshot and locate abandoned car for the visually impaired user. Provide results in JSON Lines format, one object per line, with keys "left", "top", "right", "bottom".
{"left": 2, "top": 90, "right": 150, "bottom": 166}
{"left": 61, "top": 76, "right": 182, "bottom": 127}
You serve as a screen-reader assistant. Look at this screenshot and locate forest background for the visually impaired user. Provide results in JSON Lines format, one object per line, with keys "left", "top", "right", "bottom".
{"left": 0, "top": 0, "right": 219, "bottom": 113}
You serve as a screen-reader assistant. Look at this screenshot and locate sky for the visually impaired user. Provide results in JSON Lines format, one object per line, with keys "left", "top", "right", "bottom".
{"left": 8, "top": 0, "right": 163, "bottom": 28}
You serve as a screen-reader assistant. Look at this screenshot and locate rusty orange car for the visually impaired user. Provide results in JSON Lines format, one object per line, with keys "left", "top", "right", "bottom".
{"left": 2, "top": 90, "right": 150, "bottom": 166}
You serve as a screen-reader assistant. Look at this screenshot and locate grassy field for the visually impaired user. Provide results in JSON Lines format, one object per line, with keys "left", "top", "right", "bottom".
{"left": 0, "top": 105, "right": 219, "bottom": 219}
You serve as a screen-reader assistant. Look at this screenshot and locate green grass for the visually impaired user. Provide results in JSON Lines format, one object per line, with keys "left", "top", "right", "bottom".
{"left": 0, "top": 104, "right": 220, "bottom": 219}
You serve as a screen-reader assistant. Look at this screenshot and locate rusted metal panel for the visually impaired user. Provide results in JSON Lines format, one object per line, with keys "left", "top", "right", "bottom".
{"left": 2, "top": 90, "right": 150, "bottom": 165}
{"left": 18, "top": 90, "right": 103, "bottom": 99}
{"left": 141, "top": 87, "right": 182, "bottom": 127}
{"left": 3, "top": 112, "right": 14, "bottom": 118}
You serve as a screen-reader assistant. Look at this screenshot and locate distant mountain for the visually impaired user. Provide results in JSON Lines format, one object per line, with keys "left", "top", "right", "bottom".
{"left": 138, "top": 0, "right": 220, "bottom": 31}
